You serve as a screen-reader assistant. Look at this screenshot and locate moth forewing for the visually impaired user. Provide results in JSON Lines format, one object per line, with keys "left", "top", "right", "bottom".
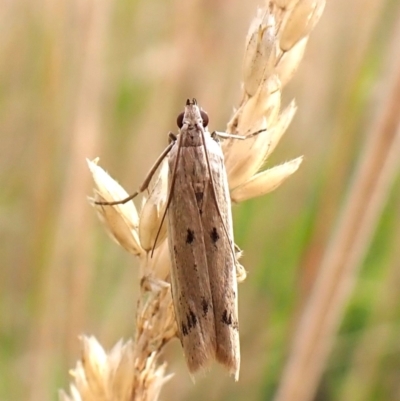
{"left": 200, "top": 135, "right": 239, "bottom": 378}
{"left": 167, "top": 99, "right": 240, "bottom": 380}
{"left": 167, "top": 136, "right": 217, "bottom": 372}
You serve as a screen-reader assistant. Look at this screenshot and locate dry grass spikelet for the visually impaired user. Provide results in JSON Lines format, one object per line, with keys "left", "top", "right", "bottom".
{"left": 60, "top": 278, "right": 175, "bottom": 401}
{"left": 224, "top": 0, "right": 325, "bottom": 202}
{"left": 62, "top": 1, "right": 325, "bottom": 399}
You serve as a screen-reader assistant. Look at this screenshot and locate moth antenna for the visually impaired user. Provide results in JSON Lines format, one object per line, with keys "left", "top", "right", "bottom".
{"left": 95, "top": 140, "right": 175, "bottom": 206}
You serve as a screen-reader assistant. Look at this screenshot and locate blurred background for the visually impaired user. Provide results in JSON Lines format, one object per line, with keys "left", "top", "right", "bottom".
{"left": 2, "top": 0, "right": 400, "bottom": 400}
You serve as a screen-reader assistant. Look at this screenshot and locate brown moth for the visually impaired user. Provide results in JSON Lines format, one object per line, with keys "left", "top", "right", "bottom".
{"left": 95, "top": 98, "right": 241, "bottom": 380}
{"left": 167, "top": 99, "right": 239, "bottom": 379}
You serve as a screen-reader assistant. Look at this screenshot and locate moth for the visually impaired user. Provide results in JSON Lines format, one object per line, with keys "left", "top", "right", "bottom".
{"left": 96, "top": 99, "right": 241, "bottom": 380}
{"left": 167, "top": 99, "right": 240, "bottom": 379}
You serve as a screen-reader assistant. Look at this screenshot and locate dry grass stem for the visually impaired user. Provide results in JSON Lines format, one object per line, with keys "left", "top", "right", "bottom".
{"left": 339, "top": 234, "right": 400, "bottom": 401}
{"left": 62, "top": 0, "right": 325, "bottom": 399}
{"left": 273, "top": 15, "right": 400, "bottom": 401}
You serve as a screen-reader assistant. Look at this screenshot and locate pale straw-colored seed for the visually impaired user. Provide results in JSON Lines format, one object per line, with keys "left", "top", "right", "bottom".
{"left": 71, "top": 366, "right": 90, "bottom": 401}
{"left": 238, "top": 75, "right": 281, "bottom": 136}
{"left": 275, "top": 36, "right": 308, "bottom": 86}
{"left": 280, "top": 0, "right": 326, "bottom": 51}
{"left": 108, "top": 341, "right": 136, "bottom": 400}
{"left": 65, "top": 339, "right": 107, "bottom": 401}
{"left": 80, "top": 336, "right": 108, "bottom": 395}
{"left": 231, "top": 156, "right": 303, "bottom": 203}
{"left": 87, "top": 158, "right": 143, "bottom": 256}
{"left": 243, "top": 8, "right": 277, "bottom": 97}
{"left": 59, "top": 384, "right": 80, "bottom": 401}
{"left": 265, "top": 100, "right": 297, "bottom": 159}
{"left": 91, "top": 194, "right": 143, "bottom": 256}
{"left": 142, "top": 239, "right": 171, "bottom": 281}
{"left": 138, "top": 160, "right": 168, "bottom": 252}
{"left": 224, "top": 124, "right": 270, "bottom": 190}
{"left": 273, "top": 0, "right": 301, "bottom": 9}
{"left": 224, "top": 75, "right": 281, "bottom": 190}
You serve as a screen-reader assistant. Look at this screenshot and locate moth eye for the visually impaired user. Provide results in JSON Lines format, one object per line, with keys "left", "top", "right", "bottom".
{"left": 177, "top": 112, "right": 184, "bottom": 128}
{"left": 200, "top": 110, "right": 209, "bottom": 127}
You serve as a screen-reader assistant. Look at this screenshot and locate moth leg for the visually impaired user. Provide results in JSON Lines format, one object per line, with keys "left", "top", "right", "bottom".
{"left": 234, "top": 243, "right": 243, "bottom": 256}
{"left": 211, "top": 128, "right": 266, "bottom": 141}
{"left": 95, "top": 136, "right": 176, "bottom": 206}
{"left": 233, "top": 243, "right": 247, "bottom": 282}
{"left": 236, "top": 261, "right": 247, "bottom": 283}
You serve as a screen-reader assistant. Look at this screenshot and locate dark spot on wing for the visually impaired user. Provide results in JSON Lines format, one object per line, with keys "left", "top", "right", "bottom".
{"left": 186, "top": 229, "right": 195, "bottom": 244}
{"left": 190, "top": 310, "right": 197, "bottom": 325}
{"left": 195, "top": 192, "right": 203, "bottom": 203}
{"left": 187, "top": 309, "right": 197, "bottom": 330}
{"left": 201, "top": 298, "right": 209, "bottom": 317}
{"left": 210, "top": 227, "right": 220, "bottom": 243}
{"left": 222, "top": 309, "right": 232, "bottom": 325}
{"left": 182, "top": 323, "right": 188, "bottom": 336}
{"left": 222, "top": 309, "right": 239, "bottom": 330}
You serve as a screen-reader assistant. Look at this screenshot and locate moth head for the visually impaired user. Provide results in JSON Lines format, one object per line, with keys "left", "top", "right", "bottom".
{"left": 177, "top": 99, "right": 209, "bottom": 129}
